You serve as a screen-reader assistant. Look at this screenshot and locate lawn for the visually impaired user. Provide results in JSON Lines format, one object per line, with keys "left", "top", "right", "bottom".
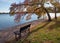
{"left": 17, "top": 17, "right": 60, "bottom": 43}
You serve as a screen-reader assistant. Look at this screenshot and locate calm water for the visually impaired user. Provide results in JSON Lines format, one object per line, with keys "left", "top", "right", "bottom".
{"left": 0, "top": 14, "right": 38, "bottom": 30}
{"left": 0, "top": 13, "right": 60, "bottom": 30}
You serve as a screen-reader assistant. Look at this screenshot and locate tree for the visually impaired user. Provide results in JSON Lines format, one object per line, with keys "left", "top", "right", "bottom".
{"left": 50, "top": 0, "right": 60, "bottom": 19}
{"left": 10, "top": 0, "right": 60, "bottom": 22}
{"left": 54, "top": 7, "right": 57, "bottom": 19}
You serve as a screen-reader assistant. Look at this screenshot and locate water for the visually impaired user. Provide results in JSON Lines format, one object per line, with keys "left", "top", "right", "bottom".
{"left": 0, "top": 13, "right": 60, "bottom": 30}
{"left": 0, "top": 14, "right": 38, "bottom": 30}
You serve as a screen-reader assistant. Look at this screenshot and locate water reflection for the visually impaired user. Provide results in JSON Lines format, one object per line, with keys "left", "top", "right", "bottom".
{"left": 0, "top": 14, "right": 38, "bottom": 29}
{"left": 0, "top": 13, "right": 60, "bottom": 30}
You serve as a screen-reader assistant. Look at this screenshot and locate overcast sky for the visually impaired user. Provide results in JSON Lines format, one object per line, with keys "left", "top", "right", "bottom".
{"left": 0, "top": 0, "right": 24, "bottom": 13}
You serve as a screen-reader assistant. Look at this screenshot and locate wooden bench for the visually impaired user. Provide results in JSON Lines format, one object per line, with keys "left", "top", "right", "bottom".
{"left": 14, "top": 24, "right": 31, "bottom": 41}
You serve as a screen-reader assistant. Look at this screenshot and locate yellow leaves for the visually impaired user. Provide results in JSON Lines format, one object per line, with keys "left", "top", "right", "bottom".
{"left": 41, "top": 11, "right": 46, "bottom": 15}
{"left": 10, "top": 0, "right": 54, "bottom": 21}
{"left": 27, "top": 6, "right": 34, "bottom": 12}
{"left": 10, "top": 6, "right": 15, "bottom": 15}
{"left": 52, "top": 1, "right": 60, "bottom": 7}
{"left": 26, "top": 4, "right": 47, "bottom": 19}
{"left": 47, "top": 8, "right": 53, "bottom": 12}
{"left": 32, "top": 5, "right": 37, "bottom": 9}
{"left": 50, "top": 0, "right": 54, "bottom": 3}
{"left": 32, "top": 0, "right": 39, "bottom": 3}
{"left": 51, "top": 2, "right": 60, "bottom": 12}
{"left": 27, "top": 5, "right": 38, "bottom": 13}
{"left": 35, "top": 9, "right": 41, "bottom": 15}
{"left": 10, "top": 11, "right": 15, "bottom": 15}
{"left": 34, "top": 7, "right": 46, "bottom": 17}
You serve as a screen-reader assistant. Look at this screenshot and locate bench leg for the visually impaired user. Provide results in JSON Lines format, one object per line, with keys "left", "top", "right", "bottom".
{"left": 18, "top": 33, "right": 21, "bottom": 41}
{"left": 28, "top": 29, "right": 30, "bottom": 34}
{"left": 15, "top": 35, "right": 18, "bottom": 41}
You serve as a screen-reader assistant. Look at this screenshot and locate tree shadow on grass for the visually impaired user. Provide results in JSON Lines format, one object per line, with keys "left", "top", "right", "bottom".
{"left": 30, "top": 21, "right": 51, "bottom": 34}
{"left": 18, "top": 20, "right": 60, "bottom": 43}
{"left": 21, "top": 21, "right": 51, "bottom": 43}
{"left": 48, "top": 21, "right": 60, "bottom": 31}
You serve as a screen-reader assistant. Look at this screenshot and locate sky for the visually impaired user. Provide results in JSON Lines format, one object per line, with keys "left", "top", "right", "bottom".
{"left": 0, "top": 0, "right": 24, "bottom": 13}
{"left": 0, "top": 0, "right": 56, "bottom": 13}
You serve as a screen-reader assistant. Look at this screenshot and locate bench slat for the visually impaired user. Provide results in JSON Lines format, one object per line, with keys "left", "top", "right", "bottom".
{"left": 14, "top": 24, "right": 31, "bottom": 41}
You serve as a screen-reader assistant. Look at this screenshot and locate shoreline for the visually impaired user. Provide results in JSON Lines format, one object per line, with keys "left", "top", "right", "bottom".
{"left": 0, "top": 16, "right": 60, "bottom": 43}
{"left": 0, "top": 19, "right": 46, "bottom": 43}
{"left": 0, "top": 13, "right": 60, "bottom": 30}
{"left": 0, "top": 19, "right": 45, "bottom": 31}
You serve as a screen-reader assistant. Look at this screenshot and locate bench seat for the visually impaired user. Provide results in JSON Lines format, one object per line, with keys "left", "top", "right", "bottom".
{"left": 14, "top": 24, "right": 31, "bottom": 41}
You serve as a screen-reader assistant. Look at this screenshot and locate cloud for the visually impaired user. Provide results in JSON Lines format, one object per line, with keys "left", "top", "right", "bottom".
{"left": 0, "top": 0, "right": 25, "bottom": 12}
{"left": 1, "top": 0, "right": 16, "bottom": 3}
{"left": 1, "top": 0, "right": 24, "bottom": 3}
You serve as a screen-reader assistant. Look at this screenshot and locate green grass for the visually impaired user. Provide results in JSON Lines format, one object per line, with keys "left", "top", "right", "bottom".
{"left": 17, "top": 17, "right": 60, "bottom": 43}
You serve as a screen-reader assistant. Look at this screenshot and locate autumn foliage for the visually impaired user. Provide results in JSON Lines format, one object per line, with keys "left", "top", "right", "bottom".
{"left": 10, "top": 0, "right": 60, "bottom": 22}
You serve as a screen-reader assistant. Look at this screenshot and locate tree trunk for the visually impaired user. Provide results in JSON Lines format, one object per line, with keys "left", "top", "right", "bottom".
{"left": 34, "top": 7, "right": 52, "bottom": 21}
{"left": 55, "top": 7, "right": 57, "bottom": 19}
{"left": 43, "top": 7, "right": 52, "bottom": 21}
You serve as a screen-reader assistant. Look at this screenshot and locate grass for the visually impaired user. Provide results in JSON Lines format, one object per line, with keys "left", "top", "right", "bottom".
{"left": 17, "top": 17, "right": 60, "bottom": 43}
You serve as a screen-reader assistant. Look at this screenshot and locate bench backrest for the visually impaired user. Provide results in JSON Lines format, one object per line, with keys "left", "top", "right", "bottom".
{"left": 20, "top": 24, "right": 31, "bottom": 32}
